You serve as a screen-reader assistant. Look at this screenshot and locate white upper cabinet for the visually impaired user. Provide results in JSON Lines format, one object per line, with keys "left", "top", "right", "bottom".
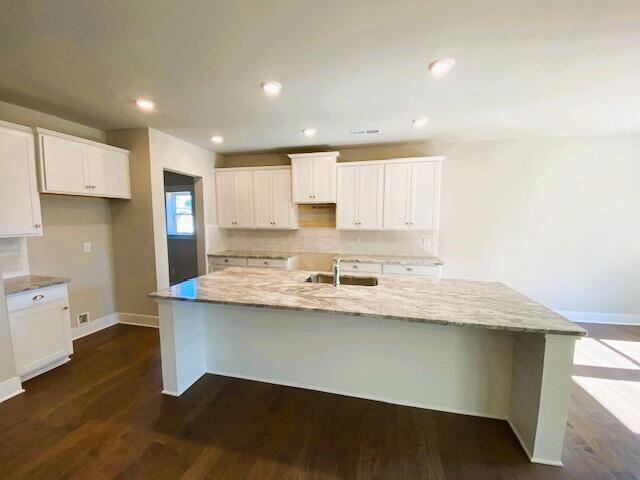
{"left": 253, "top": 168, "right": 298, "bottom": 229}
{"left": 383, "top": 158, "right": 442, "bottom": 230}
{"left": 336, "top": 163, "right": 384, "bottom": 230}
{"left": 289, "top": 152, "right": 338, "bottom": 203}
{"left": 0, "top": 121, "right": 42, "bottom": 237}
{"left": 37, "top": 129, "right": 131, "bottom": 199}
{"left": 215, "top": 170, "right": 254, "bottom": 228}
{"left": 216, "top": 167, "right": 297, "bottom": 230}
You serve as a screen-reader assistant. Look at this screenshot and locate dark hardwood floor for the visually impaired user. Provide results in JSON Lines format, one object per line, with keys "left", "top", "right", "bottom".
{"left": 0, "top": 323, "right": 638, "bottom": 479}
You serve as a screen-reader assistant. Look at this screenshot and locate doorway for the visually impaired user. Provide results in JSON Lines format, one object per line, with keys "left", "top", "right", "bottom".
{"left": 164, "top": 171, "right": 199, "bottom": 286}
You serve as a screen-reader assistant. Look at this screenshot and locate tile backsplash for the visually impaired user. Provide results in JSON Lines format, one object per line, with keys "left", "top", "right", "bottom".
{"left": 0, "top": 237, "right": 29, "bottom": 278}
{"left": 217, "top": 228, "right": 436, "bottom": 257}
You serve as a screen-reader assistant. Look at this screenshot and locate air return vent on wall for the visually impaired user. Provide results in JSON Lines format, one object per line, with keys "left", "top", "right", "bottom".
{"left": 351, "top": 128, "right": 381, "bottom": 136}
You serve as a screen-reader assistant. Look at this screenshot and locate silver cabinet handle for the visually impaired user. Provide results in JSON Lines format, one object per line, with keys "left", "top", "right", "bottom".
{"left": 63, "top": 306, "right": 69, "bottom": 310}
{"left": 32, "top": 294, "right": 45, "bottom": 301}
{"left": 263, "top": 261, "right": 269, "bottom": 265}
{"left": 34, "top": 224, "right": 41, "bottom": 228}
{"left": 352, "top": 265, "right": 358, "bottom": 269}
{"left": 224, "top": 259, "right": 229, "bottom": 263}
{"left": 406, "top": 267, "right": 414, "bottom": 272}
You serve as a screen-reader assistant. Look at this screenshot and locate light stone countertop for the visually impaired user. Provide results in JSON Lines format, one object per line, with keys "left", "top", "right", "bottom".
{"left": 335, "top": 254, "right": 443, "bottom": 266}
{"left": 4, "top": 275, "right": 70, "bottom": 296}
{"left": 208, "top": 250, "right": 298, "bottom": 260}
{"left": 150, "top": 267, "right": 586, "bottom": 336}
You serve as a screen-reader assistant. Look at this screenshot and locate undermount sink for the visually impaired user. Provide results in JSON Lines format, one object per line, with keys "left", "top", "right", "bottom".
{"left": 305, "top": 273, "right": 379, "bottom": 286}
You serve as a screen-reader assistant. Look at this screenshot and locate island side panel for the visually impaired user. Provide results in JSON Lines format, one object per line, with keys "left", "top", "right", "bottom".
{"left": 202, "top": 303, "right": 514, "bottom": 419}
{"left": 508, "top": 331, "right": 578, "bottom": 466}
{"left": 158, "top": 300, "right": 207, "bottom": 396}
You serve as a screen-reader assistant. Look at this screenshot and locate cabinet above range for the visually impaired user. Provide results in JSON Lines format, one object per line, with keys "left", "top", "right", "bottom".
{"left": 36, "top": 128, "right": 131, "bottom": 199}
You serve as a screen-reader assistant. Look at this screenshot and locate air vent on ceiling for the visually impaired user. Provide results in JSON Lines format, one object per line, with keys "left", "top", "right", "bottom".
{"left": 351, "top": 128, "right": 381, "bottom": 136}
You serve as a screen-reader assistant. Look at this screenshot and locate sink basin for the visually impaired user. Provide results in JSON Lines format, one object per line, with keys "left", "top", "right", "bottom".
{"left": 305, "top": 273, "right": 378, "bottom": 286}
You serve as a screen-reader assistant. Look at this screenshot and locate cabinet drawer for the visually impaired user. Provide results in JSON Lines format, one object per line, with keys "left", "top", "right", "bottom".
{"left": 210, "top": 257, "right": 248, "bottom": 267}
{"left": 247, "top": 258, "right": 288, "bottom": 269}
{"left": 6, "top": 284, "right": 69, "bottom": 313}
{"left": 382, "top": 264, "right": 441, "bottom": 277}
{"left": 340, "top": 262, "right": 382, "bottom": 274}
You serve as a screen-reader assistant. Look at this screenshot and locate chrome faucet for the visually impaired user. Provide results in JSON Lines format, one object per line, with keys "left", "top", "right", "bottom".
{"left": 333, "top": 258, "right": 341, "bottom": 287}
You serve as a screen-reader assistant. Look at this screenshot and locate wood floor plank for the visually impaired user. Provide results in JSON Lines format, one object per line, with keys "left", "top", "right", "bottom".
{"left": 0, "top": 323, "right": 638, "bottom": 480}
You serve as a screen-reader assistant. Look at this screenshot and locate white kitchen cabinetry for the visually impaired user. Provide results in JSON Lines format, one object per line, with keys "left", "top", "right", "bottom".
{"left": 216, "top": 166, "right": 297, "bottom": 229}
{"left": 215, "top": 170, "right": 255, "bottom": 228}
{"left": 6, "top": 284, "right": 73, "bottom": 381}
{"left": 383, "top": 158, "right": 441, "bottom": 230}
{"left": 252, "top": 167, "right": 298, "bottom": 229}
{"left": 0, "top": 121, "right": 42, "bottom": 237}
{"left": 336, "top": 163, "right": 384, "bottom": 230}
{"left": 36, "top": 128, "right": 131, "bottom": 199}
{"left": 288, "top": 152, "right": 338, "bottom": 203}
{"left": 208, "top": 255, "right": 298, "bottom": 272}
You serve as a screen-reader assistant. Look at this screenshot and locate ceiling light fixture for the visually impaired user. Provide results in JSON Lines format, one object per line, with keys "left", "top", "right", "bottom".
{"left": 261, "top": 80, "right": 282, "bottom": 96}
{"left": 135, "top": 98, "right": 155, "bottom": 111}
{"left": 211, "top": 135, "right": 224, "bottom": 144}
{"left": 412, "top": 116, "right": 430, "bottom": 128}
{"left": 302, "top": 128, "right": 317, "bottom": 138}
{"left": 428, "top": 58, "right": 456, "bottom": 76}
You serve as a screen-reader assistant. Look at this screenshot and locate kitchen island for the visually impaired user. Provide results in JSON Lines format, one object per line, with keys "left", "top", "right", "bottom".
{"left": 150, "top": 267, "right": 586, "bottom": 466}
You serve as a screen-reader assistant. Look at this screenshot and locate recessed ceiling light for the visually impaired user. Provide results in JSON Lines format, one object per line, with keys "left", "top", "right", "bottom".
{"left": 211, "top": 135, "right": 224, "bottom": 144}
{"left": 428, "top": 58, "right": 455, "bottom": 76}
{"left": 261, "top": 80, "right": 282, "bottom": 96}
{"left": 302, "top": 128, "right": 317, "bottom": 138}
{"left": 135, "top": 98, "right": 155, "bottom": 111}
{"left": 412, "top": 116, "right": 430, "bottom": 128}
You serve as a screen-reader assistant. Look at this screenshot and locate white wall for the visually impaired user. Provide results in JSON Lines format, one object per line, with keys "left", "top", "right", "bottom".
{"left": 436, "top": 135, "right": 640, "bottom": 317}
{"left": 148, "top": 128, "right": 217, "bottom": 290}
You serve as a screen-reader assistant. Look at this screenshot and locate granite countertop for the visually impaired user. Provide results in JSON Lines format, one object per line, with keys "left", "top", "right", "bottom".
{"left": 150, "top": 267, "right": 586, "bottom": 336}
{"left": 4, "top": 275, "right": 70, "bottom": 296}
{"left": 208, "top": 250, "right": 298, "bottom": 260}
{"left": 335, "top": 254, "right": 443, "bottom": 266}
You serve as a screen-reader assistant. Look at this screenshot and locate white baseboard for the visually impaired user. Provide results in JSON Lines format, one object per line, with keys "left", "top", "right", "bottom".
{"left": 118, "top": 312, "right": 159, "bottom": 328}
{"left": 71, "top": 313, "right": 119, "bottom": 340}
{"left": 556, "top": 310, "right": 640, "bottom": 326}
{"left": 0, "top": 376, "right": 24, "bottom": 404}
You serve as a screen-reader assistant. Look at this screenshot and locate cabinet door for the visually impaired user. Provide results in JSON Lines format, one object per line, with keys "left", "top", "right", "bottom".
{"left": 9, "top": 298, "right": 71, "bottom": 376}
{"left": 271, "top": 169, "right": 296, "bottom": 229}
{"left": 253, "top": 170, "right": 273, "bottom": 228}
{"left": 215, "top": 172, "right": 236, "bottom": 227}
{"left": 86, "top": 145, "right": 131, "bottom": 198}
{"left": 409, "top": 163, "right": 438, "bottom": 230}
{"left": 234, "top": 172, "right": 254, "bottom": 228}
{"left": 292, "top": 157, "right": 314, "bottom": 202}
{"left": 336, "top": 166, "right": 358, "bottom": 229}
{"left": 383, "top": 163, "right": 412, "bottom": 230}
{"left": 0, "top": 126, "right": 42, "bottom": 237}
{"left": 312, "top": 156, "right": 336, "bottom": 202}
{"left": 40, "top": 134, "right": 89, "bottom": 194}
{"left": 357, "top": 164, "right": 384, "bottom": 229}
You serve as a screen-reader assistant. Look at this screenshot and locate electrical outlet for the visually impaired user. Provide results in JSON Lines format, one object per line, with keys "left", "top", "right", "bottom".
{"left": 78, "top": 312, "right": 90, "bottom": 325}
{"left": 83, "top": 242, "right": 92, "bottom": 253}
{"left": 422, "top": 238, "right": 432, "bottom": 250}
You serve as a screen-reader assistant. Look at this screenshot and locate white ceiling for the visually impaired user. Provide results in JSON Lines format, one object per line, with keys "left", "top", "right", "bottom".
{"left": 1, "top": 0, "right": 639, "bottom": 153}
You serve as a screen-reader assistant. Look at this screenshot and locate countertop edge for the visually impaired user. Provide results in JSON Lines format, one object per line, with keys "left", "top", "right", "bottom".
{"left": 4, "top": 276, "right": 70, "bottom": 297}
{"left": 148, "top": 292, "right": 587, "bottom": 337}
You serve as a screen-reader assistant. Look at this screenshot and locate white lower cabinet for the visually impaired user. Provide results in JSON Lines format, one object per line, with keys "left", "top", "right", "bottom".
{"left": 382, "top": 264, "right": 441, "bottom": 277}
{"left": 7, "top": 285, "right": 73, "bottom": 380}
